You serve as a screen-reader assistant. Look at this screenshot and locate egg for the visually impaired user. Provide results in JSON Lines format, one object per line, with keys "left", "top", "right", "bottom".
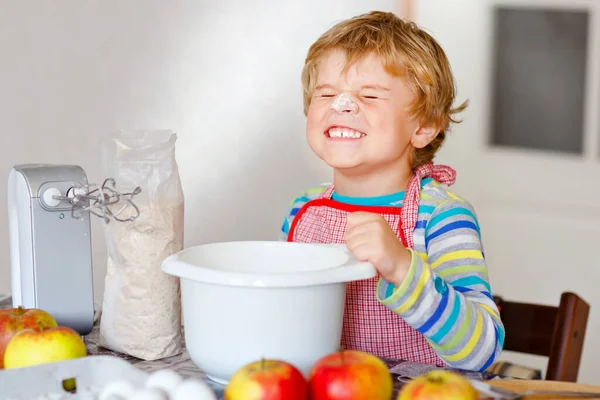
{"left": 145, "top": 369, "right": 184, "bottom": 395}
{"left": 172, "top": 379, "right": 218, "bottom": 400}
{"left": 128, "top": 387, "right": 170, "bottom": 400}
{"left": 98, "top": 379, "right": 138, "bottom": 400}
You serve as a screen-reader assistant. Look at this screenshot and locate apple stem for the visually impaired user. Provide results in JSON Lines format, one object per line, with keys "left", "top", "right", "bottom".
{"left": 261, "top": 358, "right": 265, "bottom": 370}
{"left": 16, "top": 306, "right": 24, "bottom": 316}
{"left": 37, "top": 321, "right": 44, "bottom": 332}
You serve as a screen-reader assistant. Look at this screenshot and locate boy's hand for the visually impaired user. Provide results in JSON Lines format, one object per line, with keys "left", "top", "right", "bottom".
{"left": 345, "top": 211, "right": 412, "bottom": 286}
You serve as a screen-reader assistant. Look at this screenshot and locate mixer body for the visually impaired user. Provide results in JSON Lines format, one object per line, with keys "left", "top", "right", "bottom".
{"left": 7, "top": 164, "right": 95, "bottom": 335}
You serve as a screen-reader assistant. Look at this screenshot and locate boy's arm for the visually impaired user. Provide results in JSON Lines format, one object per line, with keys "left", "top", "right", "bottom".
{"left": 377, "top": 199, "right": 504, "bottom": 372}
{"left": 279, "top": 215, "right": 290, "bottom": 241}
{"left": 279, "top": 195, "right": 299, "bottom": 241}
{"left": 278, "top": 185, "right": 330, "bottom": 241}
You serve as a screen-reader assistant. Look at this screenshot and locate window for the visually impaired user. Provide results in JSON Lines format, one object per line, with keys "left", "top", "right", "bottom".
{"left": 489, "top": 6, "right": 589, "bottom": 154}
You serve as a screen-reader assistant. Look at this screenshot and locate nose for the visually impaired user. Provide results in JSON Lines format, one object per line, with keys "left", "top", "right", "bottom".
{"left": 331, "top": 93, "right": 358, "bottom": 114}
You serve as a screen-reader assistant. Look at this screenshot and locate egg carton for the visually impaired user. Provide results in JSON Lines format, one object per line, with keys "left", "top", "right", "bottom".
{"left": 0, "top": 356, "right": 149, "bottom": 400}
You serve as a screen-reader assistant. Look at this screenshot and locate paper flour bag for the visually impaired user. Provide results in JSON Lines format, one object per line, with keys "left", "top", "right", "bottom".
{"left": 99, "top": 129, "right": 184, "bottom": 360}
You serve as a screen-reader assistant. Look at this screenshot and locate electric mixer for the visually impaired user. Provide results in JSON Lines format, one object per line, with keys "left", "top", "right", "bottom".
{"left": 7, "top": 164, "right": 141, "bottom": 335}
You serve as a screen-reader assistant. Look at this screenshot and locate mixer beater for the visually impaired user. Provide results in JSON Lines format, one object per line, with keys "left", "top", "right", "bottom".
{"left": 55, "top": 178, "right": 142, "bottom": 224}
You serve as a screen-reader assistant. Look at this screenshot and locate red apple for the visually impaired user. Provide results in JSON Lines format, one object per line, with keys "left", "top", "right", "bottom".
{"left": 0, "top": 306, "right": 57, "bottom": 368}
{"left": 396, "top": 370, "right": 478, "bottom": 400}
{"left": 3, "top": 324, "right": 87, "bottom": 369}
{"left": 224, "top": 359, "right": 308, "bottom": 400}
{"left": 308, "top": 350, "right": 393, "bottom": 400}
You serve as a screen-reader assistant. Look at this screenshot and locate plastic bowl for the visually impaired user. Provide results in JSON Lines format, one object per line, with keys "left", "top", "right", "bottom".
{"left": 161, "top": 241, "right": 376, "bottom": 384}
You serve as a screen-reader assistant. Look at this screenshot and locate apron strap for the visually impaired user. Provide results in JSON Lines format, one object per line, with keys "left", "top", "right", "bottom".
{"left": 401, "top": 163, "right": 456, "bottom": 248}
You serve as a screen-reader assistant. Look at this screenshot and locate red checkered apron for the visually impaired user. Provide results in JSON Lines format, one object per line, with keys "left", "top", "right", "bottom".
{"left": 287, "top": 164, "right": 456, "bottom": 365}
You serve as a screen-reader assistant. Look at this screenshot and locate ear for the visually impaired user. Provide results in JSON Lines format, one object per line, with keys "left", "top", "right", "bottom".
{"left": 411, "top": 124, "right": 440, "bottom": 149}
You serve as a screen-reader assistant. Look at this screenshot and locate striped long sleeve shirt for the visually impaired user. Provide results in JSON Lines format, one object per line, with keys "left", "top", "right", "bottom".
{"left": 280, "top": 178, "right": 504, "bottom": 372}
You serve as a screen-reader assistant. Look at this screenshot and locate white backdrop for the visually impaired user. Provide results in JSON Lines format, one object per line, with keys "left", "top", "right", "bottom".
{"left": 0, "top": 0, "right": 399, "bottom": 300}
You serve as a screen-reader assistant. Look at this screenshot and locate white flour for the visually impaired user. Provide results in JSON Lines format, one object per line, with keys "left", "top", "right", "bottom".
{"left": 331, "top": 92, "right": 358, "bottom": 113}
{"left": 99, "top": 202, "right": 184, "bottom": 360}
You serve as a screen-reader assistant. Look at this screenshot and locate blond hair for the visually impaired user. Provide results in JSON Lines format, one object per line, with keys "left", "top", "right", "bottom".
{"left": 301, "top": 11, "right": 467, "bottom": 168}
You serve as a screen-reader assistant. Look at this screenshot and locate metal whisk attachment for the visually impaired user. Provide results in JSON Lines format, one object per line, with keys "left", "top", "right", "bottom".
{"left": 63, "top": 178, "right": 142, "bottom": 223}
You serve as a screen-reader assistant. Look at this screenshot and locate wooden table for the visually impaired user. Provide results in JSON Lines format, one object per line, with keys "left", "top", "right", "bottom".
{"left": 487, "top": 379, "right": 600, "bottom": 398}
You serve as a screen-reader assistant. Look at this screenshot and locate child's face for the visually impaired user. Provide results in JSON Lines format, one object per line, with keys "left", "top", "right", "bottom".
{"left": 306, "top": 49, "right": 436, "bottom": 174}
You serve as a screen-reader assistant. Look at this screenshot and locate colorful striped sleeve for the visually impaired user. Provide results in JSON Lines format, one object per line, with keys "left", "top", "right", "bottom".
{"left": 279, "top": 185, "right": 329, "bottom": 241}
{"left": 376, "top": 199, "right": 504, "bottom": 371}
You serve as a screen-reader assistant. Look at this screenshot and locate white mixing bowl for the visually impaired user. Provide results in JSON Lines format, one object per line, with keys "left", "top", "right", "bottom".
{"left": 161, "top": 241, "right": 376, "bottom": 384}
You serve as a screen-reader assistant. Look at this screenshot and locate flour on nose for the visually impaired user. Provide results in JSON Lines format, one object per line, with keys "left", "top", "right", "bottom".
{"left": 331, "top": 93, "right": 358, "bottom": 113}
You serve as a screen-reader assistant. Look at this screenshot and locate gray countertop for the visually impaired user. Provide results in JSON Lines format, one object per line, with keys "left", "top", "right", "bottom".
{"left": 0, "top": 295, "right": 500, "bottom": 398}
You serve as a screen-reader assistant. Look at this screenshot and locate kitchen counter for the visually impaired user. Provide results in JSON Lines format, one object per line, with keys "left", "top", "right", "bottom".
{"left": 85, "top": 324, "right": 500, "bottom": 398}
{"left": 1, "top": 296, "right": 500, "bottom": 398}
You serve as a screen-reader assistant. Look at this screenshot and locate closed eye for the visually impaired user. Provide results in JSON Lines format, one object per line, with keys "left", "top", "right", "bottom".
{"left": 363, "top": 96, "right": 379, "bottom": 99}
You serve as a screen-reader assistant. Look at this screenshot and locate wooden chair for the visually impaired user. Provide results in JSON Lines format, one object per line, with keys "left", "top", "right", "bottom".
{"left": 492, "top": 292, "right": 590, "bottom": 382}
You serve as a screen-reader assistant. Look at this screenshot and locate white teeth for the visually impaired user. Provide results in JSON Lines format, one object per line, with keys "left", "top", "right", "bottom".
{"left": 328, "top": 128, "right": 363, "bottom": 139}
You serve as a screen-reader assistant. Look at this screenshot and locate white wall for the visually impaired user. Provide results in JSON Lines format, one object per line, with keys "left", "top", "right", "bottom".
{"left": 0, "top": 2, "right": 398, "bottom": 301}
{"left": 414, "top": 0, "right": 600, "bottom": 384}
{"left": 7, "top": 0, "right": 594, "bottom": 384}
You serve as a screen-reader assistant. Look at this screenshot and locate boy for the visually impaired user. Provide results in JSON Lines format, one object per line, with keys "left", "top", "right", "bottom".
{"left": 280, "top": 11, "right": 504, "bottom": 372}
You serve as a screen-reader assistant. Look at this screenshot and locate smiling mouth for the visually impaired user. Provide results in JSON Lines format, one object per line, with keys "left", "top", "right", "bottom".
{"left": 325, "top": 126, "right": 367, "bottom": 139}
